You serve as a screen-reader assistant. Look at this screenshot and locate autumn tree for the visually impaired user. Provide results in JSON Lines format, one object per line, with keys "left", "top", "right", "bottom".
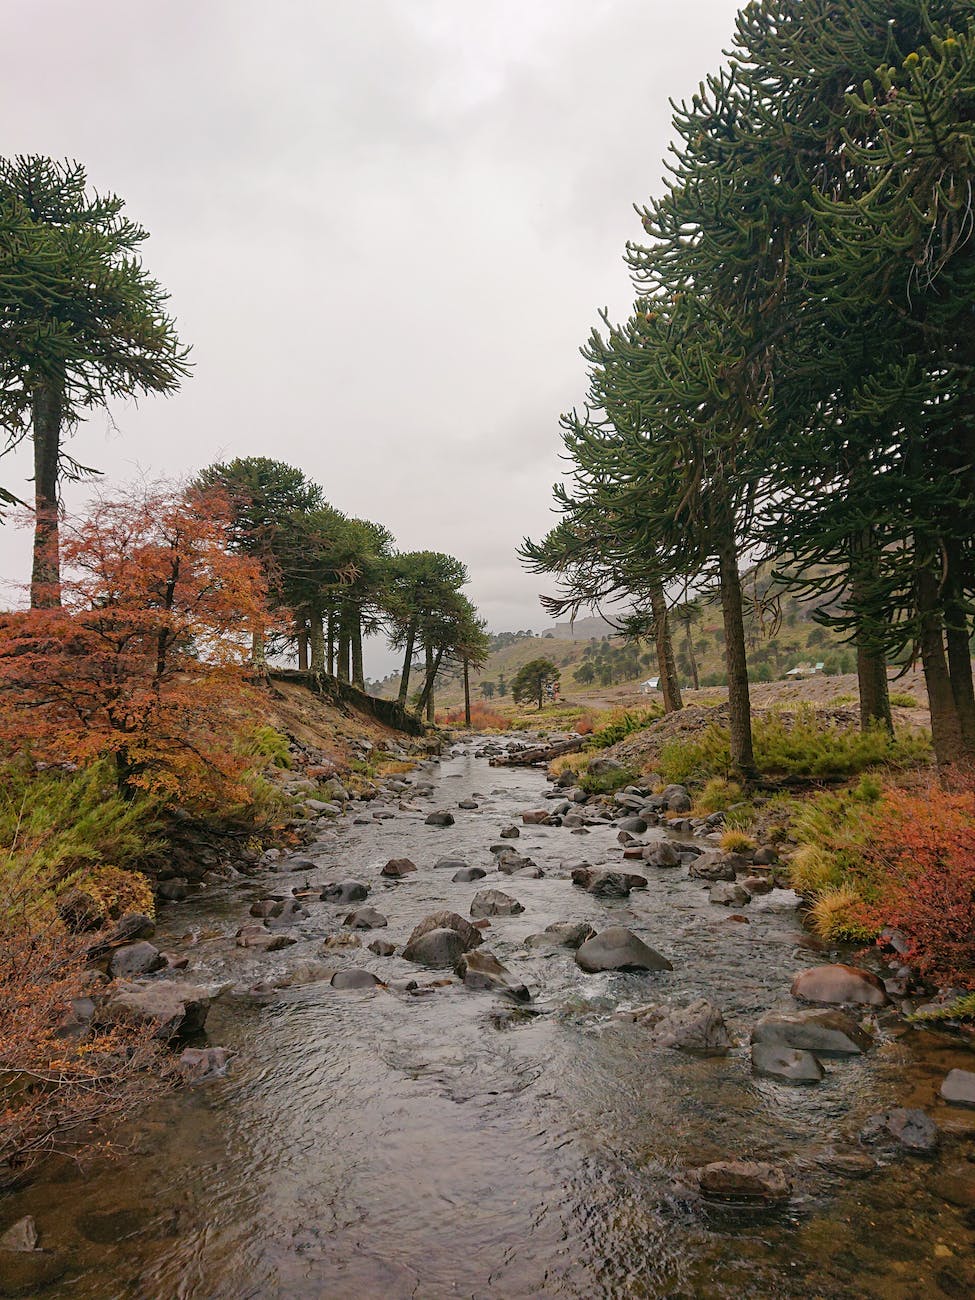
{"left": 0, "top": 157, "right": 191, "bottom": 609}
{"left": 0, "top": 484, "right": 266, "bottom": 797}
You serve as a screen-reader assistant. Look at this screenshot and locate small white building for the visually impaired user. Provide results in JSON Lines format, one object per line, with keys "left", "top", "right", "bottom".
{"left": 639, "top": 677, "right": 660, "bottom": 694}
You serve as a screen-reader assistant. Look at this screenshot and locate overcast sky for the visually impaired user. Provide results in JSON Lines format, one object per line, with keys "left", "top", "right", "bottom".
{"left": 3, "top": 0, "right": 743, "bottom": 673}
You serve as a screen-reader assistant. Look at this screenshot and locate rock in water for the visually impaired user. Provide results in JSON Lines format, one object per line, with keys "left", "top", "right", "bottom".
{"left": 407, "top": 911, "right": 483, "bottom": 951}
{"left": 381, "top": 858, "right": 417, "bottom": 878}
{"left": 643, "top": 842, "right": 680, "bottom": 868}
{"left": 860, "top": 1108, "right": 939, "bottom": 1152}
{"left": 751, "top": 1043, "right": 825, "bottom": 1083}
{"left": 525, "top": 921, "right": 597, "bottom": 950}
{"left": 368, "top": 939, "right": 396, "bottom": 957}
{"left": 402, "top": 927, "right": 468, "bottom": 968}
{"left": 107, "top": 941, "right": 166, "bottom": 978}
{"left": 425, "top": 811, "right": 455, "bottom": 827}
{"left": 0, "top": 1216, "right": 39, "bottom": 1252}
{"left": 709, "top": 883, "right": 751, "bottom": 907}
{"left": 694, "top": 1161, "right": 791, "bottom": 1202}
{"left": 320, "top": 880, "right": 370, "bottom": 904}
{"left": 343, "top": 907, "right": 388, "bottom": 929}
{"left": 178, "top": 1047, "right": 231, "bottom": 1083}
{"left": 628, "top": 999, "right": 731, "bottom": 1052}
{"left": 571, "top": 867, "right": 647, "bottom": 898}
{"left": 455, "top": 950, "right": 531, "bottom": 1002}
{"left": 470, "top": 889, "right": 524, "bottom": 918}
{"left": 751, "top": 1009, "right": 872, "bottom": 1056}
{"left": 102, "top": 982, "right": 211, "bottom": 1039}
{"left": 452, "top": 866, "right": 487, "bottom": 882}
{"left": 941, "top": 1069, "right": 975, "bottom": 1108}
{"left": 330, "top": 969, "right": 383, "bottom": 990}
{"left": 790, "top": 964, "right": 888, "bottom": 1006}
{"left": 688, "top": 852, "right": 738, "bottom": 882}
{"left": 575, "top": 927, "right": 673, "bottom": 974}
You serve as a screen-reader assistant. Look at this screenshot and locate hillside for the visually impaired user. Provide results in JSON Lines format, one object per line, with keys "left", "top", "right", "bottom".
{"left": 376, "top": 577, "right": 861, "bottom": 711}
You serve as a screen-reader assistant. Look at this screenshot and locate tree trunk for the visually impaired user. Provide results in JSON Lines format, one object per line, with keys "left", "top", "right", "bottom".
{"left": 326, "top": 608, "right": 335, "bottom": 676}
{"left": 683, "top": 618, "right": 700, "bottom": 691}
{"left": 337, "top": 608, "right": 350, "bottom": 682}
{"left": 463, "top": 657, "right": 471, "bottom": 727}
{"left": 251, "top": 624, "right": 266, "bottom": 667}
{"left": 650, "top": 583, "right": 682, "bottom": 713}
{"left": 717, "top": 528, "right": 756, "bottom": 778}
{"left": 416, "top": 645, "right": 443, "bottom": 719}
{"left": 398, "top": 621, "right": 417, "bottom": 703}
{"left": 944, "top": 540, "right": 975, "bottom": 754}
{"left": 309, "top": 610, "right": 326, "bottom": 673}
{"left": 916, "top": 564, "right": 966, "bottom": 773}
{"left": 30, "top": 375, "right": 63, "bottom": 609}
{"left": 296, "top": 622, "right": 309, "bottom": 672}
{"left": 850, "top": 531, "right": 892, "bottom": 734}
{"left": 351, "top": 609, "right": 365, "bottom": 689}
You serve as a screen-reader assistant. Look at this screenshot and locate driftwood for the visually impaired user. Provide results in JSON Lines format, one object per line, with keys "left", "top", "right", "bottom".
{"left": 489, "top": 736, "right": 587, "bottom": 767}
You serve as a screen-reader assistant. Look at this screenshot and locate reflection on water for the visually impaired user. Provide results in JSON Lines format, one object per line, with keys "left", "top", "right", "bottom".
{"left": 4, "top": 748, "right": 975, "bottom": 1299}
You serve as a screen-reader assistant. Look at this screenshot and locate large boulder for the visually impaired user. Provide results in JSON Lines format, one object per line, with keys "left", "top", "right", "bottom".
{"left": 425, "top": 810, "right": 455, "bottom": 827}
{"left": 751, "top": 1009, "right": 872, "bottom": 1056}
{"left": 107, "top": 941, "right": 166, "bottom": 978}
{"left": 575, "top": 927, "right": 673, "bottom": 974}
{"left": 402, "top": 927, "right": 468, "bottom": 968}
{"left": 102, "top": 981, "right": 211, "bottom": 1039}
{"left": 343, "top": 907, "right": 388, "bottom": 930}
{"left": 627, "top": 999, "right": 731, "bottom": 1053}
{"left": 751, "top": 1043, "right": 825, "bottom": 1083}
{"left": 407, "top": 911, "right": 483, "bottom": 951}
{"left": 470, "top": 889, "right": 524, "bottom": 918}
{"left": 941, "top": 1068, "right": 975, "bottom": 1108}
{"left": 455, "top": 950, "right": 531, "bottom": 1002}
{"left": 790, "top": 964, "right": 888, "bottom": 1007}
{"left": 571, "top": 867, "right": 647, "bottom": 898}
{"left": 694, "top": 1161, "right": 791, "bottom": 1202}
{"left": 688, "top": 852, "right": 738, "bottom": 882}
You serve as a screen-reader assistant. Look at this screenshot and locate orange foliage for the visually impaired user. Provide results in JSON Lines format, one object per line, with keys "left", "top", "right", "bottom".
{"left": 574, "top": 714, "right": 595, "bottom": 735}
{"left": 860, "top": 785, "right": 975, "bottom": 988}
{"left": 0, "top": 877, "right": 168, "bottom": 1178}
{"left": 0, "top": 485, "right": 269, "bottom": 799}
{"left": 436, "top": 703, "right": 511, "bottom": 730}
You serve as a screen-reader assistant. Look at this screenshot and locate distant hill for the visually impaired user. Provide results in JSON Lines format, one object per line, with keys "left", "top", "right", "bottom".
{"left": 374, "top": 566, "right": 859, "bottom": 709}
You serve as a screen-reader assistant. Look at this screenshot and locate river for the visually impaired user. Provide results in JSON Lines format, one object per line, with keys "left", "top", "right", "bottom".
{"left": 4, "top": 739, "right": 974, "bottom": 1298}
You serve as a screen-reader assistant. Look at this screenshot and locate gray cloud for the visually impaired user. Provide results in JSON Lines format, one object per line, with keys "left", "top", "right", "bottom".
{"left": 2, "top": 0, "right": 744, "bottom": 671}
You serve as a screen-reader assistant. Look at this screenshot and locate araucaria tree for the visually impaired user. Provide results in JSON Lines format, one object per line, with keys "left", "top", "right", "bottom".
{"left": 511, "top": 658, "right": 560, "bottom": 711}
{"left": 0, "top": 157, "right": 191, "bottom": 608}
{"left": 526, "top": 0, "right": 975, "bottom": 778}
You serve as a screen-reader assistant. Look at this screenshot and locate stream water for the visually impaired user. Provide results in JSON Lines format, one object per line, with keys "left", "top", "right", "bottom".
{"left": 4, "top": 741, "right": 975, "bottom": 1299}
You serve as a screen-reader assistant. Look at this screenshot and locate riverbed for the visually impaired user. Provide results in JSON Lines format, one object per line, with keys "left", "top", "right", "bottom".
{"left": 4, "top": 740, "right": 975, "bottom": 1299}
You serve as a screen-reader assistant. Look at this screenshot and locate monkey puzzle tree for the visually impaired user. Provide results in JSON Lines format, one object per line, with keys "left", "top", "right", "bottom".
{"left": 0, "top": 157, "right": 191, "bottom": 608}
{"left": 511, "top": 658, "right": 560, "bottom": 712}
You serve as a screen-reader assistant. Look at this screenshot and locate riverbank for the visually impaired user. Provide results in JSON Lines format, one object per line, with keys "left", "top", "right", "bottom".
{"left": 3, "top": 732, "right": 975, "bottom": 1298}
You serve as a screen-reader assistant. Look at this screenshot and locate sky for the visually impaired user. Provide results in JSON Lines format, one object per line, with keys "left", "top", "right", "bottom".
{"left": 3, "top": 0, "right": 744, "bottom": 674}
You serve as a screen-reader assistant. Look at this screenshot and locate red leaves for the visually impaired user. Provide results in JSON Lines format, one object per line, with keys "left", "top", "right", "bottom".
{"left": 862, "top": 785, "right": 975, "bottom": 989}
{"left": 0, "top": 484, "right": 270, "bottom": 799}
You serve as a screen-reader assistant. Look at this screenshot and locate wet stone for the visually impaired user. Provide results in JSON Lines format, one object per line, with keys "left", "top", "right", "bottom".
{"left": 452, "top": 866, "right": 487, "bottom": 882}
{"left": 860, "top": 1107, "right": 939, "bottom": 1152}
{"left": 407, "top": 911, "right": 483, "bottom": 951}
{"left": 381, "top": 858, "right": 417, "bottom": 878}
{"left": 425, "top": 810, "right": 455, "bottom": 827}
{"left": 107, "top": 941, "right": 166, "bottom": 978}
{"left": 751, "top": 1042, "right": 825, "bottom": 1084}
{"left": 343, "top": 907, "right": 388, "bottom": 929}
{"left": 790, "top": 964, "right": 888, "bottom": 1007}
{"left": 368, "top": 939, "right": 396, "bottom": 957}
{"left": 571, "top": 867, "right": 647, "bottom": 898}
{"left": 627, "top": 998, "right": 732, "bottom": 1053}
{"left": 751, "top": 1009, "right": 872, "bottom": 1056}
{"left": 525, "top": 921, "right": 597, "bottom": 950}
{"left": 320, "top": 880, "right": 370, "bottom": 904}
{"left": 331, "top": 969, "right": 383, "bottom": 990}
{"left": 575, "top": 927, "right": 673, "bottom": 974}
{"left": 455, "top": 950, "right": 531, "bottom": 1002}
{"left": 941, "top": 1069, "right": 975, "bottom": 1108}
{"left": 710, "top": 882, "right": 751, "bottom": 907}
{"left": 694, "top": 1160, "right": 791, "bottom": 1202}
{"left": 470, "top": 889, "right": 524, "bottom": 918}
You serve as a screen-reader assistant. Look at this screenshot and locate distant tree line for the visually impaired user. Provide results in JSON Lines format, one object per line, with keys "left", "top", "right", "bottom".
{"left": 523, "top": 0, "right": 975, "bottom": 776}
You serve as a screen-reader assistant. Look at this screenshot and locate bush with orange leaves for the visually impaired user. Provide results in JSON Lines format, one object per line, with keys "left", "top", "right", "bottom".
{"left": 860, "top": 784, "right": 975, "bottom": 989}
{"left": 0, "top": 867, "right": 169, "bottom": 1184}
{"left": 436, "top": 703, "right": 511, "bottom": 731}
{"left": 0, "top": 484, "right": 270, "bottom": 801}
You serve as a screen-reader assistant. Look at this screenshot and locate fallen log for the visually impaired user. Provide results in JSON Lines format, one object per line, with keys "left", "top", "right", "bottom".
{"left": 489, "top": 736, "right": 587, "bottom": 767}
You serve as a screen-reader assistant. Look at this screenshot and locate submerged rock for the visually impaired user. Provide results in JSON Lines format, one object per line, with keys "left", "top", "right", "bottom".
{"left": 627, "top": 998, "right": 731, "bottom": 1053}
{"left": 452, "top": 866, "right": 487, "bottom": 882}
{"left": 860, "top": 1107, "right": 939, "bottom": 1152}
{"left": 178, "top": 1046, "right": 232, "bottom": 1084}
{"left": 694, "top": 1160, "right": 791, "bottom": 1202}
{"left": 751, "top": 1043, "right": 825, "bottom": 1083}
{"left": 941, "top": 1068, "right": 975, "bottom": 1108}
{"left": 455, "top": 950, "right": 531, "bottom": 1002}
{"left": 331, "top": 968, "right": 384, "bottom": 990}
{"left": 575, "top": 927, "right": 673, "bottom": 974}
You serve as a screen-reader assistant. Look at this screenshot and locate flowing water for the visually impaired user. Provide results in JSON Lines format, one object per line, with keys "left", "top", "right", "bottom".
{"left": 4, "top": 743, "right": 975, "bottom": 1299}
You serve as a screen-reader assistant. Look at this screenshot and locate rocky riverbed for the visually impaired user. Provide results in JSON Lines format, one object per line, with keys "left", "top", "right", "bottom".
{"left": 3, "top": 735, "right": 975, "bottom": 1299}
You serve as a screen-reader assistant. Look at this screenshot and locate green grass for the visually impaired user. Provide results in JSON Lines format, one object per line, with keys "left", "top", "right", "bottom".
{"left": 578, "top": 765, "right": 637, "bottom": 796}
{"left": 586, "top": 707, "right": 663, "bottom": 750}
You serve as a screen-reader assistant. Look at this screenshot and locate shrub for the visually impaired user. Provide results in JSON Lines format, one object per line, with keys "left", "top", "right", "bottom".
{"left": 889, "top": 693, "right": 919, "bottom": 709}
{"left": 720, "top": 829, "right": 756, "bottom": 854}
{"left": 788, "top": 844, "right": 843, "bottom": 897}
{"left": 578, "top": 766, "right": 636, "bottom": 796}
{"left": 859, "top": 788, "right": 975, "bottom": 989}
{"left": 808, "top": 885, "right": 876, "bottom": 943}
{"left": 437, "top": 704, "right": 511, "bottom": 731}
{"left": 587, "top": 707, "right": 662, "bottom": 750}
{"left": 908, "top": 992, "right": 975, "bottom": 1023}
{"left": 694, "top": 777, "right": 743, "bottom": 815}
{"left": 239, "top": 724, "right": 292, "bottom": 768}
